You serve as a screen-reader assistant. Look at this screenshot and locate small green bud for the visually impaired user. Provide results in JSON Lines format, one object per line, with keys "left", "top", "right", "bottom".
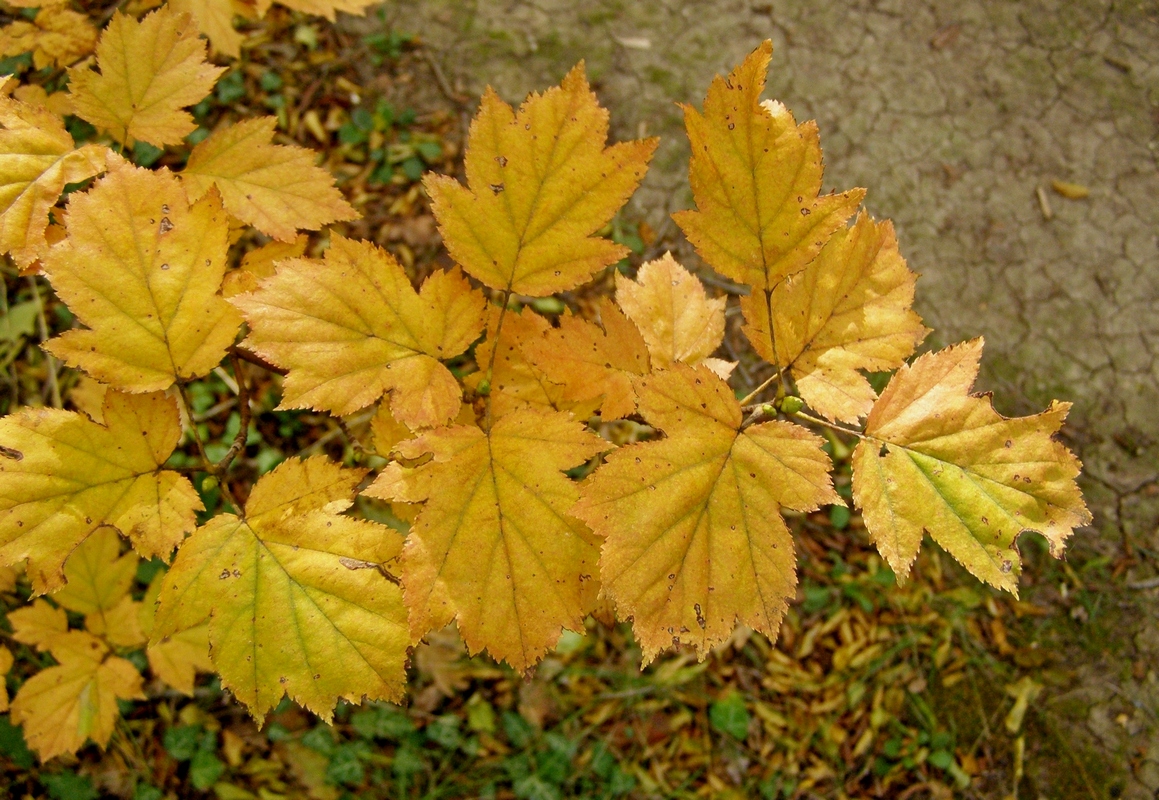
{"left": 530, "top": 296, "right": 565, "bottom": 315}
{"left": 779, "top": 396, "right": 805, "bottom": 415}
{"left": 201, "top": 475, "right": 219, "bottom": 492}
{"left": 476, "top": 379, "right": 491, "bottom": 396}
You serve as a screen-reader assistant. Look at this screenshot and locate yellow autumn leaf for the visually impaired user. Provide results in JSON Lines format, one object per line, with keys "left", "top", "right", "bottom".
{"left": 43, "top": 161, "right": 241, "bottom": 392}
{"left": 8, "top": 597, "right": 67, "bottom": 649}
{"left": 522, "top": 298, "right": 650, "bottom": 420}
{"left": 138, "top": 573, "right": 212, "bottom": 695}
{"left": 0, "top": 644, "right": 11, "bottom": 712}
{"left": 0, "top": 563, "right": 17, "bottom": 592}
{"left": 234, "top": 235, "right": 486, "bottom": 427}
{"left": 574, "top": 365, "right": 839, "bottom": 662}
{"left": 223, "top": 234, "right": 309, "bottom": 298}
{"left": 52, "top": 528, "right": 145, "bottom": 647}
{"left": 365, "top": 408, "right": 608, "bottom": 671}
{"left": 614, "top": 253, "right": 726, "bottom": 369}
{"left": 9, "top": 631, "right": 144, "bottom": 760}
{"left": 153, "top": 457, "right": 409, "bottom": 720}
{"left": 169, "top": 0, "right": 251, "bottom": 58}
{"left": 68, "top": 8, "right": 225, "bottom": 147}
{"left": 742, "top": 213, "right": 928, "bottom": 422}
{"left": 464, "top": 306, "right": 600, "bottom": 421}
{"left": 0, "top": 89, "right": 108, "bottom": 269}
{"left": 426, "top": 64, "right": 657, "bottom": 296}
{"left": 673, "top": 41, "right": 863, "bottom": 294}
{"left": 0, "top": 6, "right": 97, "bottom": 70}
{"left": 851, "top": 339, "right": 1090, "bottom": 593}
{"left": 0, "top": 390, "right": 201, "bottom": 593}
{"left": 183, "top": 117, "right": 358, "bottom": 242}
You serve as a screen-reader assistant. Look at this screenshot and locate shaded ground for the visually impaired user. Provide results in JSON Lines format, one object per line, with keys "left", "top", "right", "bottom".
{"left": 364, "top": 0, "right": 1159, "bottom": 796}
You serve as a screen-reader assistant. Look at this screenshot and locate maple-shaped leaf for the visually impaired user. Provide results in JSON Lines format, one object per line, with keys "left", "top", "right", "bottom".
{"left": 673, "top": 41, "right": 863, "bottom": 294}
{"left": 574, "top": 365, "right": 838, "bottom": 662}
{"left": 0, "top": 6, "right": 97, "bottom": 70}
{"left": 851, "top": 339, "right": 1090, "bottom": 593}
{"left": 0, "top": 644, "right": 11, "bottom": 712}
{"left": 8, "top": 597, "right": 67, "bottom": 649}
{"left": 138, "top": 573, "right": 211, "bottom": 695}
{"left": 68, "top": 8, "right": 225, "bottom": 147}
{"left": 169, "top": 0, "right": 252, "bottom": 58}
{"left": 234, "top": 235, "right": 485, "bottom": 427}
{"left": 522, "top": 298, "right": 650, "bottom": 420}
{"left": 183, "top": 117, "right": 358, "bottom": 242}
{"left": 742, "top": 213, "right": 928, "bottom": 422}
{"left": 365, "top": 408, "right": 608, "bottom": 671}
{"left": 9, "top": 631, "right": 144, "bottom": 760}
{"left": 42, "top": 161, "right": 240, "bottom": 392}
{"left": 426, "top": 65, "right": 657, "bottom": 296}
{"left": 615, "top": 253, "right": 726, "bottom": 369}
{"left": 223, "top": 234, "right": 309, "bottom": 298}
{"left": 52, "top": 529, "right": 144, "bottom": 647}
{"left": 465, "top": 306, "right": 604, "bottom": 422}
{"left": 153, "top": 457, "right": 409, "bottom": 720}
{"left": 0, "top": 89, "right": 108, "bottom": 269}
{"left": 0, "top": 390, "right": 201, "bottom": 593}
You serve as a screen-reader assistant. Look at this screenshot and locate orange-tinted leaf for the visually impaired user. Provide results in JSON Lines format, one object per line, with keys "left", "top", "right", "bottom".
{"left": 742, "top": 213, "right": 927, "bottom": 421}
{"left": 365, "top": 408, "right": 607, "bottom": 671}
{"left": 852, "top": 340, "right": 1090, "bottom": 593}
{"left": 223, "top": 235, "right": 308, "bottom": 298}
{"left": 574, "top": 365, "right": 838, "bottom": 662}
{"left": 183, "top": 117, "right": 357, "bottom": 241}
{"left": 466, "top": 306, "right": 600, "bottom": 419}
{"left": 426, "top": 65, "right": 656, "bottom": 296}
{"left": 522, "top": 299, "right": 649, "bottom": 420}
{"left": 234, "top": 235, "right": 485, "bottom": 427}
{"left": 614, "top": 253, "right": 725, "bottom": 368}
{"left": 673, "top": 41, "right": 863, "bottom": 292}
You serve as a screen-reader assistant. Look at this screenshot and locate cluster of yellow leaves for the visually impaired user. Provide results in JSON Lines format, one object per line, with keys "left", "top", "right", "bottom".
{"left": 1, "top": 529, "right": 214, "bottom": 760}
{"left": 0, "top": 17, "right": 1093, "bottom": 764}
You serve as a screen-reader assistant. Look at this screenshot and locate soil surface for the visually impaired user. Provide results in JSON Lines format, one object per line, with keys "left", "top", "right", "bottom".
{"left": 358, "top": 2, "right": 1159, "bottom": 795}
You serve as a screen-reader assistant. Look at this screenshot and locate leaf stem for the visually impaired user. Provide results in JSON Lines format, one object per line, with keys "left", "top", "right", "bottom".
{"left": 214, "top": 352, "right": 251, "bottom": 474}
{"left": 791, "top": 408, "right": 877, "bottom": 443}
{"left": 27, "top": 276, "right": 61, "bottom": 409}
{"left": 738, "top": 371, "right": 781, "bottom": 406}
{"left": 176, "top": 382, "right": 241, "bottom": 514}
{"left": 481, "top": 289, "right": 513, "bottom": 430}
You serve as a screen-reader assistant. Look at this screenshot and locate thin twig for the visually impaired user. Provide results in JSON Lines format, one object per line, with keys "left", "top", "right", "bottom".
{"left": 334, "top": 415, "right": 365, "bottom": 459}
{"left": 177, "top": 384, "right": 241, "bottom": 513}
{"left": 738, "top": 371, "right": 781, "bottom": 407}
{"left": 27, "top": 276, "right": 61, "bottom": 408}
{"left": 214, "top": 353, "right": 252, "bottom": 474}
{"left": 422, "top": 49, "right": 467, "bottom": 105}
{"left": 792, "top": 409, "right": 873, "bottom": 442}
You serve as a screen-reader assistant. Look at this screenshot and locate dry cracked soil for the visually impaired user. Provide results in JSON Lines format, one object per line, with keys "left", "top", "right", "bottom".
{"left": 355, "top": 1, "right": 1159, "bottom": 796}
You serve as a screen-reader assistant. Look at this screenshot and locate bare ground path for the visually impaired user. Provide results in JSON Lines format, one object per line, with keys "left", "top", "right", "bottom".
{"left": 362, "top": 1, "right": 1159, "bottom": 795}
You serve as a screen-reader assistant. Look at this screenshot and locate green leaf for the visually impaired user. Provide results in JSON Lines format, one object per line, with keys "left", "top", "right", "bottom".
{"left": 326, "top": 745, "right": 365, "bottom": 786}
{"left": 164, "top": 725, "right": 201, "bottom": 761}
{"left": 709, "top": 692, "right": 750, "bottom": 740}
{"left": 42, "top": 772, "right": 97, "bottom": 800}
{"left": 0, "top": 714, "right": 33, "bottom": 768}
{"left": 190, "top": 749, "right": 225, "bottom": 790}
